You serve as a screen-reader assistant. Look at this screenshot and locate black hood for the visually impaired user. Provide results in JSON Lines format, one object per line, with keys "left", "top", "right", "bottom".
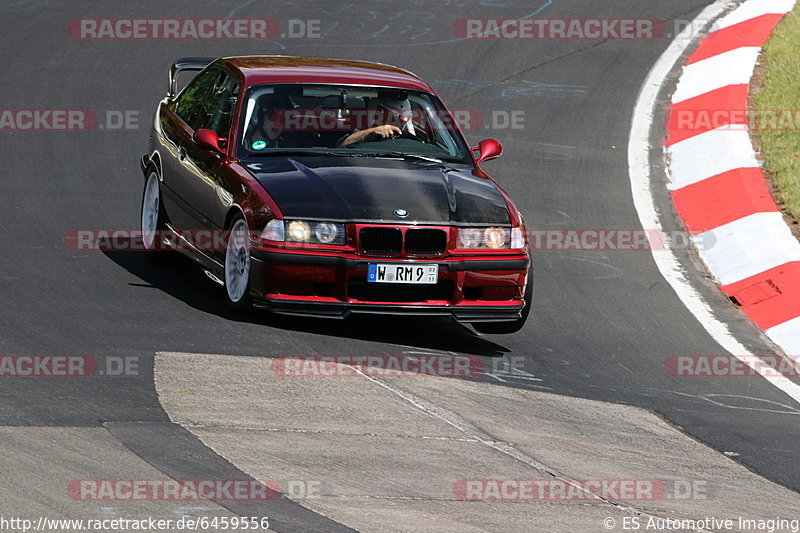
{"left": 243, "top": 156, "right": 510, "bottom": 225}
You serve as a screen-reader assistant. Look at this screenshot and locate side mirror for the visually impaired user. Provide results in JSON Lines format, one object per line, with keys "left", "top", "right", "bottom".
{"left": 472, "top": 138, "right": 503, "bottom": 163}
{"left": 193, "top": 128, "right": 223, "bottom": 153}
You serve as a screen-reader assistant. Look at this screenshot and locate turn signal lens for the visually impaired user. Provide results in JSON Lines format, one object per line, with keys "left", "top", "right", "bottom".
{"left": 260, "top": 219, "right": 285, "bottom": 241}
{"left": 511, "top": 227, "right": 524, "bottom": 249}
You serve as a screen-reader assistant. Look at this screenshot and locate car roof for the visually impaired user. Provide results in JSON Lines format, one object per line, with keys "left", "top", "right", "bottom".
{"left": 216, "top": 56, "right": 435, "bottom": 93}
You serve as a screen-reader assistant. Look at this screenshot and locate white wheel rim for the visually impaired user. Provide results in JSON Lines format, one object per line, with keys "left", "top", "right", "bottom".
{"left": 141, "top": 172, "right": 160, "bottom": 250}
{"left": 225, "top": 218, "right": 250, "bottom": 303}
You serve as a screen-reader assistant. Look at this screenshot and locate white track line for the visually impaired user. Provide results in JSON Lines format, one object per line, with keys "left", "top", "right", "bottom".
{"left": 627, "top": 0, "right": 800, "bottom": 404}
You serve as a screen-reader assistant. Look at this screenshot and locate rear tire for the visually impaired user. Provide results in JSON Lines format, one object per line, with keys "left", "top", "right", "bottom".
{"left": 473, "top": 274, "right": 532, "bottom": 335}
{"left": 224, "top": 214, "right": 253, "bottom": 312}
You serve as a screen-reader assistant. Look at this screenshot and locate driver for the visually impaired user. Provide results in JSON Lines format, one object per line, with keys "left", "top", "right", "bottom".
{"left": 247, "top": 92, "right": 317, "bottom": 150}
{"left": 336, "top": 92, "right": 415, "bottom": 147}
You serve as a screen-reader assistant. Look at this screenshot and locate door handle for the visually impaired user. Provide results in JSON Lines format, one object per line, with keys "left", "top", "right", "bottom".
{"left": 179, "top": 147, "right": 187, "bottom": 161}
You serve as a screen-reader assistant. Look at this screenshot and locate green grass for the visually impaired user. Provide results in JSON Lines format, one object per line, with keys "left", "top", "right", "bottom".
{"left": 754, "top": 6, "right": 800, "bottom": 217}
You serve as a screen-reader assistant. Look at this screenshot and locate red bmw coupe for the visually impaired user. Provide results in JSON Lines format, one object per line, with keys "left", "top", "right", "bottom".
{"left": 140, "top": 56, "right": 531, "bottom": 333}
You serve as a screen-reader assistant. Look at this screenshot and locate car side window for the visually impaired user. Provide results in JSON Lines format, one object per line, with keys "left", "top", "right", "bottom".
{"left": 174, "top": 69, "right": 219, "bottom": 129}
{"left": 195, "top": 72, "right": 239, "bottom": 137}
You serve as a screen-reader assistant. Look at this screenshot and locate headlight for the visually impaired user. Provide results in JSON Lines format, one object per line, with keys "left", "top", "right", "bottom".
{"left": 484, "top": 227, "right": 507, "bottom": 249}
{"left": 261, "top": 219, "right": 346, "bottom": 245}
{"left": 287, "top": 220, "right": 311, "bottom": 242}
{"left": 456, "top": 228, "right": 483, "bottom": 249}
{"left": 457, "top": 227, "right": 524, "bottom": 249}
{"left": 314, "top": 222, "right": 341, "bottom": 244}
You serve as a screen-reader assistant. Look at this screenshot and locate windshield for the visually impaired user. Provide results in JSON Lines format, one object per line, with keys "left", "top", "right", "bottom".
{"left": 237, "top": 83, "right": 472, "bottom": 163}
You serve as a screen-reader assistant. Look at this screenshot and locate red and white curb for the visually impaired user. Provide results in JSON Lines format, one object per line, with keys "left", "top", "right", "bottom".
{"left": 665, "top": 0, "right": 800, "bottom": 354}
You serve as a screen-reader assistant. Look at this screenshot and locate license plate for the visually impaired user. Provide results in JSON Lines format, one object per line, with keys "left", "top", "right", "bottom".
{"left": 367, "top": 263, "right": 439, "bottom": 284}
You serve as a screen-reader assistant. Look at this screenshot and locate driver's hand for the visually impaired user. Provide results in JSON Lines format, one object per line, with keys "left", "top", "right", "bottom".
{"left": 370, "top": 124, "right": 402, "bottom": 139}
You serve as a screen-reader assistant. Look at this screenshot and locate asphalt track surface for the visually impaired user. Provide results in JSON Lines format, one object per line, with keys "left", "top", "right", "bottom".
{"left": 1, "top": 0, "right": 799, "bottom": 530}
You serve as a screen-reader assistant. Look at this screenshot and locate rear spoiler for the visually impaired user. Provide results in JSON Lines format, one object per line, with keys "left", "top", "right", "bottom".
{"left": 168, "top": 57, "right": 215, "bottom": 97}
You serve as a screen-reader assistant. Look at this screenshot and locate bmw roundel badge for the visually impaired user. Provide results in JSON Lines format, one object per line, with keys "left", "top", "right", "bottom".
{"left": 394, "top": 209, "right": 409, "bottom": 218}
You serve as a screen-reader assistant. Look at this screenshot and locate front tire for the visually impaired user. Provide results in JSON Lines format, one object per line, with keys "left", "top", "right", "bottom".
{"left": 473, "top": 274, "right": 533, "bottom": 335}
{"left": 141, "top": 168, "right": 167, "bottom": 260}
{"left": 224, "top": 214, "right": 253, "bottom": 312}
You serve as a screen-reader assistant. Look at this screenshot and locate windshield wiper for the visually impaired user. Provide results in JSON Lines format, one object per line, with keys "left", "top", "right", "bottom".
{"left": 381, "top": 152, "right": 444, "bottom": 163}
{"left": 381, "top": 152, "right": 462, "bottom": 173}
{"left": 336, "top": 151, "right": 444, "bottom": 162}
{"left": 342, "top": 151, "right": 449, "bottom": 164}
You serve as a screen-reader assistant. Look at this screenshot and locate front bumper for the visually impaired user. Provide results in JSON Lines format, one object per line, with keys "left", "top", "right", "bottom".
{"left": 249, "top": 248, "right": 530, "bottom": 322}
{"left": 252, "top": 298, "right": 525, "bottom": 321}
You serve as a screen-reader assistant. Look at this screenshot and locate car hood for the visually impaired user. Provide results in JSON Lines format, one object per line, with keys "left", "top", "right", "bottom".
{"left": 242, "top": 156, "right": 510, "bottom": 224}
